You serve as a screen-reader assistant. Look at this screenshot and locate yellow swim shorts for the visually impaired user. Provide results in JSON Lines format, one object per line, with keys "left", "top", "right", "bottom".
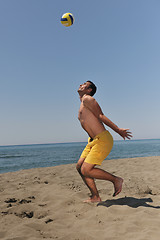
{"left": 80, "top": 130, "right": 113, "bottom": 166}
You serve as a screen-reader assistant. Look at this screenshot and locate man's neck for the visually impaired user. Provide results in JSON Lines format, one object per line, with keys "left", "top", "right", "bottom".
{"left": 79, "top": 93, "right": 87, "bottom": 102}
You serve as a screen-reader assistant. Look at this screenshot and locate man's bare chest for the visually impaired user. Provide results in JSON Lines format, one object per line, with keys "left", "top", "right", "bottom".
{"left": 78, "top": 103, "right": 91, "bottom": 121}
{"left": 78, "top": 104, "right": 84, "bottom": 121}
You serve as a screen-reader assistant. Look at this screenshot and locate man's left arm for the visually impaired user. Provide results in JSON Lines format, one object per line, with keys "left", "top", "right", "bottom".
{"left": 99, "top": 114, "right": 132, "bottom": 140}
{"left": 83, "top": 95, "right": 132, "bottom": 140}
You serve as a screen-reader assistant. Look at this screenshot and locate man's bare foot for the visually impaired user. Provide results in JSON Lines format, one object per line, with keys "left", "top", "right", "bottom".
{"left": 83, "top": 196, "right": 102, "bottom": 203}
{"left": 113, "top": 177, "right": 123, "bottom": 197}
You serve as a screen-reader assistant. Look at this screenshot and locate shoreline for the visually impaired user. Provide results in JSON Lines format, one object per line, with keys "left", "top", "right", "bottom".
{"left": 1, "top": 154, "right": 160, "bottom": 175}
{"left": 1, "top": 156, "right": 160, "bottom": 239}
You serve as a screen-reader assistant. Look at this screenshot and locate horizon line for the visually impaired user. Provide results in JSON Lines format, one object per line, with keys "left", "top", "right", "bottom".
{"left": 0, "top": 138, "right": 160, "bottom": 147}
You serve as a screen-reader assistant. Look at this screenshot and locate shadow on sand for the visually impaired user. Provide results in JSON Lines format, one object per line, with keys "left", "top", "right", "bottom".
{"left": 97, "top": 197, "right": 160, "bottom": 209}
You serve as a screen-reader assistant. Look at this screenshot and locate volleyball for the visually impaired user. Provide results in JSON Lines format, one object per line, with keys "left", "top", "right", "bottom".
{"left": 61, "top": 13, "right": 75, "bottom": 27}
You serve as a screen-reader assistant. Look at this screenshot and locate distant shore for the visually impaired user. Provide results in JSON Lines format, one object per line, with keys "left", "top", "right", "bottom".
{"left": 1, "top": 156, "right": 160, "bottom": 240}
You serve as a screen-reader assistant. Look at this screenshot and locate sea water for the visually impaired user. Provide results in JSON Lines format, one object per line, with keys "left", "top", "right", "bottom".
{"left": 0, "top": 139, "right": 160, "bottom": 174}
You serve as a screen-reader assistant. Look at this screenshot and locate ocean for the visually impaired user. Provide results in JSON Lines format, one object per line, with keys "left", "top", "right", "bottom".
{"left": 0, "top": 139, "right": 160, "bottom": 174}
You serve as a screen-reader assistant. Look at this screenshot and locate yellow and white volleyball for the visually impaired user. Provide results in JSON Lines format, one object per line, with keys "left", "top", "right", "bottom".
{"left": 61, "top": 13, "right": 75, "bottom": 27}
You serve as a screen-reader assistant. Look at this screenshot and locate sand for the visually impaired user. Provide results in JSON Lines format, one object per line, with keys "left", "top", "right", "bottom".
{"left": 1, "top": 156, "right": 160, "bottom": 240}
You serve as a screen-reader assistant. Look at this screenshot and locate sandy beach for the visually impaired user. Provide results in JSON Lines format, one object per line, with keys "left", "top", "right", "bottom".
{"left": 1, "top": 156, "right": 160, "bottom": 240}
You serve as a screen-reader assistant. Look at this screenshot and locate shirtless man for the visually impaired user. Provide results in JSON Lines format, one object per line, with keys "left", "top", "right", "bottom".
{"left": 76, "top": 81, "right": 132, "bottom": 202}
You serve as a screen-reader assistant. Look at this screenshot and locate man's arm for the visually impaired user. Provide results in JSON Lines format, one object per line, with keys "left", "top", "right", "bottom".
{"left": 99, "top": 114, "right": 132, "bottom": 140}
{"left": 83, "top": 95, "right": 132, "bottom": 140}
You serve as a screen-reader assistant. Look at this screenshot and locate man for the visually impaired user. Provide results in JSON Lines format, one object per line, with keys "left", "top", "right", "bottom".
{"left": 76, "top": 81, "right": 132, "bottom": 203}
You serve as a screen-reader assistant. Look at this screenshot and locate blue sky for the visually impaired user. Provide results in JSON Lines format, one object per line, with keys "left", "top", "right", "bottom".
{"left": 0, "top": 0, "right": 160, "bottom": 145}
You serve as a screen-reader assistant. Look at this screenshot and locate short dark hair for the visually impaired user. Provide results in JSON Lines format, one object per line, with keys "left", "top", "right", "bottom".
{"left": 87, "top": 81, "right": 97, "bottom": 96}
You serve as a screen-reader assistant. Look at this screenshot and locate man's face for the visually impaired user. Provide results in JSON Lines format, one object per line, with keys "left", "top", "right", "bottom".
{"left": 78, "top": 82, "right": 91, "bottom": 94}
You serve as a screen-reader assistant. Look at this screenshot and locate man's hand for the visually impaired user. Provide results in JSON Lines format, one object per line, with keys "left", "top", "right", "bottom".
{"left": 118, "top": 128, "right": 132, "bottom": 140}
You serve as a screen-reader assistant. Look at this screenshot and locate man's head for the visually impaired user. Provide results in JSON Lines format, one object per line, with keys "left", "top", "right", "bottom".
{"left": 78, "top": 81, "right": 97, "bottom": 97}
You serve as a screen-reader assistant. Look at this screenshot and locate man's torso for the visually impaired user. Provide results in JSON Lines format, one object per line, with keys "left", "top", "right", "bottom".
{"left": 78, "top": 100, "right": 105, "bottom": 139}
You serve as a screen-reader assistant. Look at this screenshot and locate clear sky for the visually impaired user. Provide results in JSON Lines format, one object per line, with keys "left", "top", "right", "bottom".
{"left": 0, "top": 0, "right": 160, "bottom": 146}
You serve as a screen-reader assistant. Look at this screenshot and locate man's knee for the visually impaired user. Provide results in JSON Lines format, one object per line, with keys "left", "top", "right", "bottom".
{"left": 81, "top": 165, "right": 89, "bottom": 177}
{"left": 76, "top": 163, "right": 82, "bottom": 174}
{"left": 76, "top": 158, "right": 85, "bottom": 174}
{"left": 81, "top": 163, "right": 95, "bottom": 177}
{"left": 76, "top": 163, "right": 87, "bottom": 176}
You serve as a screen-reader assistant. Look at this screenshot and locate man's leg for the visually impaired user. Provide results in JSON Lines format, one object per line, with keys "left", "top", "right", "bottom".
{"left": 76, "top": 158, "right": 101, "bottom": 202}
{"left": 81, "top": 162, "right": 123, "bottom": 197}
